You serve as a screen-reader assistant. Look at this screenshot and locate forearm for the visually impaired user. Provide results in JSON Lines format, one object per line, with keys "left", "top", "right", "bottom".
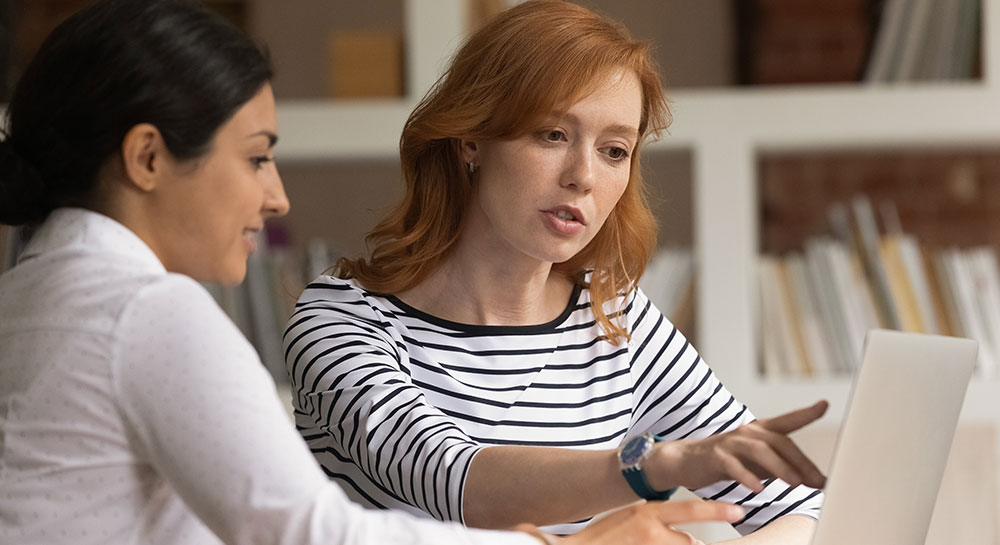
{"left": 463, "top": 445, "right": 640, "bottom": 529}
{"left": 716, "top": 514, "right": 816, "bottom": 544}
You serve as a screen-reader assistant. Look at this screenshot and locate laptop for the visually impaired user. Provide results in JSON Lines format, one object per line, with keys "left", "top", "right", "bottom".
{"left": 810, "top": 329, "right": 978, "bottom": 544}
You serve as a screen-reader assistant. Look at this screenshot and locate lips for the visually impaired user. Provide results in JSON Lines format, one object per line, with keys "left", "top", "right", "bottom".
{"left": 243, "top": 227, "right": 262, "bottom": 253}
{"left": 544, "top": 205, "right": 586, "bottom": 225}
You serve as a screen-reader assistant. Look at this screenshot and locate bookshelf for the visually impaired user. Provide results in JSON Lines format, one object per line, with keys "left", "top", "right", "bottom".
{"left": 659, "top": 81, "right": 1000, "bottom": 420}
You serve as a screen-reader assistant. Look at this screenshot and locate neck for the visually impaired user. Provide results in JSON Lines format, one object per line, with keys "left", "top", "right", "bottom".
{"left": 398, "top": 237, "right": 575, "bottom": 327}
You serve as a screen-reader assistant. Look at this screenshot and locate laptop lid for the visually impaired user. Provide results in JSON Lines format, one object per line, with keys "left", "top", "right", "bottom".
{"left": 811, "top": 329, "right": 978, "bottom": 545}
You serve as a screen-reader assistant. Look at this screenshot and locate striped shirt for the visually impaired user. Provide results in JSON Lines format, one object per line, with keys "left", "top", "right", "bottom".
{"left": 284, "top": 276, "right": 823, "bottom": 535}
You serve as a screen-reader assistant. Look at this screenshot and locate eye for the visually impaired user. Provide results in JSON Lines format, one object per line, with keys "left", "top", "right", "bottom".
{"left": 543, "top": 129, "right": 567, "bottom": 142}
{"left": 603, "top": 146, "right": 630, "bottom": 162}
{"left": 250, "top": 155, "right": 273, "bottom": 170}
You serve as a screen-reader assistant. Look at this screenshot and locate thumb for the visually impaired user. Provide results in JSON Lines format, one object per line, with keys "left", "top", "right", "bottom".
{"left": 653, "top": 501, "right": 746, "bottom": 526}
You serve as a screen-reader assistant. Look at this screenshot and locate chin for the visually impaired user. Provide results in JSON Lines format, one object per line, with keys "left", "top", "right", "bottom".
{"left": 219, "top": 271, "right": 247, "bottom": 286}
{"left": 540, "top": 245, "right": 587, "bottom": 265}
{"left": 209, "top": 262, "right": 248, "bottom": 286}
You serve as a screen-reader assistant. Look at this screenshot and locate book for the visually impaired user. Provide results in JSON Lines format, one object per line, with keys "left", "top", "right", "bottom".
{"left": 936, "top": 248, "right": 998, "bottom": 377}
{"left": 951, "top": 0, "right": 981, "bottom": 79}
{"left": 895, "top": 234, "right": 941, "bottom": 334}
{"left": 758, "top": 256, "right": 795, "bottom": 377}
{"left": 640, "top": 248, "right": 695, "bottom": 329}
{"left": 919, "top": 0, "right": 961, "bottom": 80}
{"left": 865, "top": 0, "right": 912, "bottom": 82}
{"left": 966, "top": 248, "right": 1000, "bottom": 379}
{"left": 850, "top": 195, "right": 900, "bottom": 329}
{"left": 893, "top": 0, "right": 936, "bottom": 81}
{"left": 880, "top": 234, "right": 925, "bottom": 332}
{"left": 785, "top": 253, "right": 831, "bottom": 376}
{"left": 804, "top": 239, "right": 849, "bottom": 373}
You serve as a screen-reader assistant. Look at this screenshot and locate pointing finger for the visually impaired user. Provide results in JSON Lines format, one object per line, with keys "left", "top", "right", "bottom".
{"left": 757, "top": 400, "right": 828, "bottom": 435}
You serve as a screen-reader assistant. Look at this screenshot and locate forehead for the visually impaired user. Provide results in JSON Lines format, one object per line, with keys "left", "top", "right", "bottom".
{"left": 554, "top": 69, "right": 642, "bottom": 129}
{"left": 216, "top": 84, "right": 277, "bottom": 142}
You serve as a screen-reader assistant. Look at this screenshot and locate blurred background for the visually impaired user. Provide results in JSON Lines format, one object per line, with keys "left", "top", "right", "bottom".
{"left": 0, "top": 1, "right": 997, "bottom": 542}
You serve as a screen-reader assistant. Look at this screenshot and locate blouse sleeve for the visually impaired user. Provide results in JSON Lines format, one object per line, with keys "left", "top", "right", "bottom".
{"left": 111, "top": 274, "right": 531, "bottom": 545}
{"left": 625, "top": 288, "right": 823, "bottom": 535}
{"left": 283, "top": 279, "right": 484, "bottom": 524}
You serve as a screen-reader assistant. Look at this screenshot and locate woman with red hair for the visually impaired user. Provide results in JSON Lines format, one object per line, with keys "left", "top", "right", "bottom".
{"left": 0, "top": 1, "right": 744, "bottom": 544}
{"left": 285, "top": 1, "right": 826, "bottom": 541}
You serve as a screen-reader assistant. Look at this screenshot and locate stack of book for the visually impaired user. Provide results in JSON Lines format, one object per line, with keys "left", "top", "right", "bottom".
{"left": 758, "top": 195, "right": 1000, "bottom": 378}
{"left": 865, "top": 0, "right": 980, "bottom": 82}
{"left": 640, "top": 247, "right": 696, "bottom": 337}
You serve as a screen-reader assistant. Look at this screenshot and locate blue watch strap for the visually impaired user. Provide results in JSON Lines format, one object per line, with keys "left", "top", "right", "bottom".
{"left": 621, "top": 434, "right": 677, "bottom": 500}
{"left": 623, "top": 466, "right": 677, "bottom": 500}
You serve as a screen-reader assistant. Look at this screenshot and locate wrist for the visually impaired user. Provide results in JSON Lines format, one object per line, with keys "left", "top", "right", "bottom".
{"left": 646, "top": 440, "right": 680, "bottom": 491}
{"left": 617, "top": 433, "right": 677, "bottom": 500}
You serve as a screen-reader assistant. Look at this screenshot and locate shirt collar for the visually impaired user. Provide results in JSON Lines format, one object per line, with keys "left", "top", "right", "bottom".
{"left": 19, "top": 207, "right": 167, "bottom": 274}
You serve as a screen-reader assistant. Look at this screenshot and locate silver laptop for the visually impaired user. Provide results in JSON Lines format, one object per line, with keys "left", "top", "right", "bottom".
{"left": 811, "top": 329, "right": 978, "bottom": 545}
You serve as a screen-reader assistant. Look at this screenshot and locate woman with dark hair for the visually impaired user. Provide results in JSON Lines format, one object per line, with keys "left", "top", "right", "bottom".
{"left": 285, "top": 1, "right": 827, "bottom": 542}
{"left": 0, "top": 1, "right": 744, "bottom": 544}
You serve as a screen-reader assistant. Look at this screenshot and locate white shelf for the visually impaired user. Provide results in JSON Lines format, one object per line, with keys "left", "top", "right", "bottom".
{"left": 278, "top": 100, "right": 414, "bottom": 161}
{"left": 665, "top": 82, "right": 1000, "bottom": 150}
{"left": 278, "top": 83, "right": 1000, "bottom": 160}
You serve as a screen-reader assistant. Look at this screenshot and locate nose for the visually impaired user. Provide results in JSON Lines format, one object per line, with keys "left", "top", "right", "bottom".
{"left": 263, "top": 168, "right": 291, "bottom": 219}
{"left": 562, "top": 144, "right": 595, "bottom": 194}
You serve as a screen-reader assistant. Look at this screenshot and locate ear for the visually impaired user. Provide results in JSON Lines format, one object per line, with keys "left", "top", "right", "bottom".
{"left": 459, "top": 139, "right": 479, "bottom": 164}
{"left": 120, "top": 123, "right": 169, "bottom": 192}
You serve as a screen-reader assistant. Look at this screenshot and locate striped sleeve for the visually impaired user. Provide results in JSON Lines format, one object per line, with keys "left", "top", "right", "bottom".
{"left": 625, "top": 288, "right": 823, "bottom": 535}
{"left": 283, "top": 279, "right": 483, "bottom": 523}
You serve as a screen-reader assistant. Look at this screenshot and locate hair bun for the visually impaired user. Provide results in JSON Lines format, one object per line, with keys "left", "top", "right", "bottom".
{"left": 0, "top": 137, "right": 51, "bottom": 225}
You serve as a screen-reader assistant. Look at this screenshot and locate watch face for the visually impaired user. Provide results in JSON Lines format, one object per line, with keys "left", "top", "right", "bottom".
{"left": 620, "top": 435, "right": 649, "bottom": 465}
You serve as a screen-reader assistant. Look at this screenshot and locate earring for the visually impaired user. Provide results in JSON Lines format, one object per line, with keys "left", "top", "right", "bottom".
{"left": 467, "top": 162, "right": 478, "bottom": 175}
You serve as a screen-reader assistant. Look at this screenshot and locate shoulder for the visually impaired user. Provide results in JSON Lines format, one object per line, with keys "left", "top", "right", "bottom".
{"left": 286, "top": 275, "right": 400, "bottom": 342}
{"left": 116, "top": 273, "right": 253, "bottom": 360}
{"left": 295, "top": 275, "right": 383, "bottom": 309}
{"left": 125, "top": 272, "right": 230, "bottom": 319}
{"left": 110, "top": 273, "right": 264, "bottom": 399}
{"left": 621, "top": 286, "right": 682, "bottom": 345}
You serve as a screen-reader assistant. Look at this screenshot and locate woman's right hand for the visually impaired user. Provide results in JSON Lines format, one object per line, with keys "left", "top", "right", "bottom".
{"left": 551, "top": 501, "right": 744, "bottom": 545}
{"left": 649, "top": 401, "right": 829, "bottom": 494}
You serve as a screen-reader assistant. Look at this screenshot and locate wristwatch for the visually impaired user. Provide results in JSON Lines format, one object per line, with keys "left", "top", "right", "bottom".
{"left": 617, "top": 433, "right": 677, "bottom": 500}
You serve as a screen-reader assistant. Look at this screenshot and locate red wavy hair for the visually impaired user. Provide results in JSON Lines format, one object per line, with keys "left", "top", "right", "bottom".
{"left": 337, "top": 0, "right": 671, "bottom": 344}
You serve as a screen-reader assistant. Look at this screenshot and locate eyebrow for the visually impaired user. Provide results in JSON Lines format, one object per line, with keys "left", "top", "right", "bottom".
{"left": 249, "top": 130, "right": 278, "bottom": 147}
{"left": 604, "top": 124, "right": 640, "bottom": 140}
{"left": 554, "top": 112, "right": 639, "bottom": 141}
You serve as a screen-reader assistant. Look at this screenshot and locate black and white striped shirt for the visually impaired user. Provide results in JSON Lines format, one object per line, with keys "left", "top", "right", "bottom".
{"left": 284, "top": 276, "right": 822, "bottom": 535}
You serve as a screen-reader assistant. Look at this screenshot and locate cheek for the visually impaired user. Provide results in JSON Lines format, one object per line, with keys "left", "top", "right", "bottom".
{"left": 479, "top": 174, "right": 522, "bottom": 216}
{"left": 600, "top": 173, "right": 630, "bottom": 213}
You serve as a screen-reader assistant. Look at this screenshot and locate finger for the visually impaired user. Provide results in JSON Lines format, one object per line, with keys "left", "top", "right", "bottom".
{"left": 756, "top": 400, "right": 828, "bottom": 434}
{"left": 651, "top": 500, "right": 745, "bottom": 525}
{"left": 743, "top": 428, "right": 827, "bottom": 488}
{"left": 717, "top": 451, "right": 766, "bottom": 493}
{"left": 731, "top": 435, "right": 806, "bottom": 488}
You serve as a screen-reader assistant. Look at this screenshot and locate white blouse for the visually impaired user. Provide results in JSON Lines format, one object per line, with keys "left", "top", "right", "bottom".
{"left": 0, "top": 208, "right": 534, "bottom": 545}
